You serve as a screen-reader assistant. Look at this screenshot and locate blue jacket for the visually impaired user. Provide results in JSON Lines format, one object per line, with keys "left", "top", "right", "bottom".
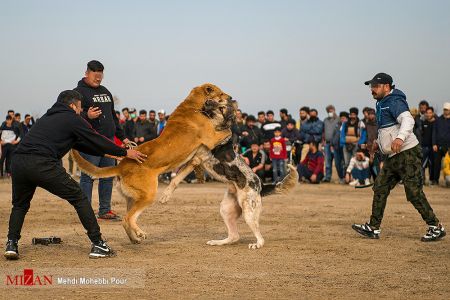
{"left": 300, "top": 118, "right": 324, "bottom": 143}
{"left": 375, "top": 89, "right": 409, "bottom": 129}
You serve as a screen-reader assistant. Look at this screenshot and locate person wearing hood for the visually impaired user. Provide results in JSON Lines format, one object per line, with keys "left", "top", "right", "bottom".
{"left": 352, "top": 73, "right": 445, "bottom": 242}
{"left": 74, "top": 60, "right": 129, "bottom": 221}
{"left": 4, "top": 90, "right": 146, "bottom": 260}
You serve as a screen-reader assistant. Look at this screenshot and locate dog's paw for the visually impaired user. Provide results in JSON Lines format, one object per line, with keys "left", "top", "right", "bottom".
{"left": 248, "top": 243, "right": 263, "bottom": 250}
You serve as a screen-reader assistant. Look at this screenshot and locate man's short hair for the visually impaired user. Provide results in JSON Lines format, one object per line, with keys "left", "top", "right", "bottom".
{"left": 246, "top": 115, "right": 256, "bottom": 122}
{"left": 326, "top": 105, "right": 335, "bottom": 112}
{"left": 139, "top": 109, "right": 147, "bottom": 115}
{"left": 122, "top": 107, "right": 129, "bottom": 112}
{"left": 87, "top": 60, "right": 104, "bottom": 72}
{"left": 257, "top": 111, "right": 265, "bottom": 116}
{"left": 339, "top": 111, "right": 349, "bottom": 118}
{"left": 362, "top": 107, "right": 371, "bottom": 113}
{"left": 25, "top": 114, "right": 30, "bottom": 118}
{"left": 287, "top": 119, "right": 296, "bottom": 126}
{"left": 368, "top": 108, "right": 376, "bottom": 114}
{"left": 280, "top": 108, "right": 288, "bottom": 115}
{"left": 57, "top": 90, "right": 83, "bottom": 106}
{"left": 266, "top": 110, "right": 274, "bottom": 115}
{"left": 274, "top": 126, "right": 282, "bottom": 132}
{"left": 6, "top": 115, "right": 12, "bottom": 120}
{"left": 419, "top": 100, "right": 429, "bottom": 107}
{"left": 15, "top": 113, "right": 21, "bottom": 117}
{"left": 7, "top": 110, "right": 14, "bottom": 114}
{"left": 149, "top": 110, "right": 156, "bottom": 114}
{"left": 349, "top": 107, "right": 359, "bottom": 115}
{"left": 300, "top": 106, "right": 310, "bottom": 114}
{"left": 310, "top": 108, "right": 318, "bottom": 114}
{"left": 427, "top": 106, "right": 434, "bottom": 112}
{"left": 263, "top": 139, "right": 270, "bottom": 144}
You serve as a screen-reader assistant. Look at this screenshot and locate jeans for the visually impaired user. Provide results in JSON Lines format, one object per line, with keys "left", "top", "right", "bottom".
{"left": 272, "top": 159, "right": 286, "bottom": 183}
{"left": 8, "top": 154, "right": 101, "bottom": 243}
{"left": 324, "top": 143, "right": 334, "bottom": 180}
{"left": 0, "top": 144, "right": 15, "bottom": 176}
{"left": 334, "top": 146, "right": 345, "bottom": 179}
{"left": 297, "top": 164, "right": 324, "bottom": 183}
{"left": 79, "top": 152, "right": 115, "bottom": 215}
{"left": 343, "top": 144, "right": 357, "bottom": 170}
{"left": 351, "top": 168, "right": 370, "bottom": 182}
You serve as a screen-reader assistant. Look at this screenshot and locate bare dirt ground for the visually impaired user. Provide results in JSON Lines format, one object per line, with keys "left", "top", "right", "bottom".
{"left": 1, "top": 169, "right": 449, "bottom": 299}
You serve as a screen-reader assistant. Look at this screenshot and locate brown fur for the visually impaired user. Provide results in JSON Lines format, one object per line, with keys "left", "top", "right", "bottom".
{"left": 72, "top": 83, "right": 233, "bottom": 243}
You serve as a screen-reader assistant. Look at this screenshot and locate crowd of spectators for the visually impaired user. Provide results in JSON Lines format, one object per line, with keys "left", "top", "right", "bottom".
{"left": 2, "top": 101, "right": 450, "bottom": 187}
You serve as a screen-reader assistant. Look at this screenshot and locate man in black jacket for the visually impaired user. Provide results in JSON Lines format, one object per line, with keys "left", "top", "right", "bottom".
{"left": 74, "top": 60, "right": 129, "bottom": 220}
{"left": 4, "top": 90, "right": 146, "bottom": 260}
{"left": 432, "top": 102, "right": 450, "bottom": 184}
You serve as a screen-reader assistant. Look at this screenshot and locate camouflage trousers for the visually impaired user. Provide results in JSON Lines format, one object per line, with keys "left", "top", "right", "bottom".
{"left": 369, "top": 145, "right": 439, "bottom": 229}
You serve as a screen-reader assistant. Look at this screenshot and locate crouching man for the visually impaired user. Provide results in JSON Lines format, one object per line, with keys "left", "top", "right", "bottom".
{"left": 4, "top": 90, "right": 147, "bottom": 260}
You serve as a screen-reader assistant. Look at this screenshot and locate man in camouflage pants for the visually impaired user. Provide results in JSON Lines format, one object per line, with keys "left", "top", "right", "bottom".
{"left": 352, "top": 73, "right": 445, "bottom": 242}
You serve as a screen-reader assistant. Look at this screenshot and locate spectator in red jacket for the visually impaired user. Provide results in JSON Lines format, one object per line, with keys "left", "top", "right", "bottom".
{"left": 270, "top": 127, "right": 287, "bottom": 183}
{"left": 297, "top": 140, "right": 325, "bottom": 184}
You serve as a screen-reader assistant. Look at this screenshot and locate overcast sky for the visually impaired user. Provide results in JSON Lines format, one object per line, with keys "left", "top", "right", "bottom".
{"left": 1, "top": 0, "right": 449, "bottom": 120}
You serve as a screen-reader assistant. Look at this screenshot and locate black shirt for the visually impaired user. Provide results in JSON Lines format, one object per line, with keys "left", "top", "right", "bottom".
{"left": 74, "top": 79, "right": 125, "bottom": 140}
{"left": 243, "top": 149, "right": 265, "bottom": 169}
{"left": 15, "top": 102, "right": 127, "bottom": 160}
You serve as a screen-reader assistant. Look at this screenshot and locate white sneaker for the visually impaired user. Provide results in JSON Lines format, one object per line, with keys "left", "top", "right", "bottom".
{"left": 364, "top": 178, "right": 371, "bottom": 186}
{"left": 349, "top": 179, "right": 359, "bottom": 186}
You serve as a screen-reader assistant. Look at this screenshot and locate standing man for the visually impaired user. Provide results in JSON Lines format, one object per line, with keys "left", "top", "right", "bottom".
{"left": 323, "top": 105, "right": 339, "bottom": 182}
{"left": 4, "top": 90, "right": 146, "bottom": 260}
{"left": 432, "top": 102, "right": 450, "bottom": 185}
{"left": 352, "top": 73, "right": 445, "bottom": 242}
{"left": 157, "top": 109, "right": 167, "bottom": 136}
{"left": 74, "top": 60, "right": 129, "bottom": 220}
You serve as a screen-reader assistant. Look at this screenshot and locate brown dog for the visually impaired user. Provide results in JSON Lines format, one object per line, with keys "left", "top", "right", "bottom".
{"left": 72, "top": 83, "right": 234, "bottom": 243}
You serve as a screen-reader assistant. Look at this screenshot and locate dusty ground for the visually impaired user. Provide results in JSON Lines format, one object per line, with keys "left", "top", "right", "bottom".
{"left": 0, "top": 169, "right": 449, "bottom": 299}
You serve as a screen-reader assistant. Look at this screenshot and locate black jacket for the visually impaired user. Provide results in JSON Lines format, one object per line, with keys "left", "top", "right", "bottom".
{"left": 15, "top": 102, "right": 127, "bottom": 160}
{"left": 432, "top": 115, "right": 450, "bottom": 147}
{"left": 74, "top": 79, "right": 125, "bottom": 140}
{"left": 240, "top": 125, "right": 263, "bottom": 148}
{"left": 133, "top": 119, "right": 157, "bottom": 143}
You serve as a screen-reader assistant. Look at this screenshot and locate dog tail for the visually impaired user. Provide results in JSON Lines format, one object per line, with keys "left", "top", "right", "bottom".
{"left": 260, "top": 164, "right": 298, "bottom": 197}
{"left": 71, "top": 150, "right": 120, "bottom": 179}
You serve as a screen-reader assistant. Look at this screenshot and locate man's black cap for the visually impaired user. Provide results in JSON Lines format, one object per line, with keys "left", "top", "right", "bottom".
{"left": 364, "top": 73, "right": 393, "bottom": 86}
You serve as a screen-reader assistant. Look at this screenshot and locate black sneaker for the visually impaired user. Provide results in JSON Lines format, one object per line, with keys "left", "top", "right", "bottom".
{"left": 89, "top": 240, "right": 116, "bottom": 259}
{"left": 4, "top": 240, "right": 19, "bottom": 260}
{"left": 421, "top": 224, "right": 446, "bottom": 242}
{"left": 352, "top": 223, "right": 380, "bottom": 239}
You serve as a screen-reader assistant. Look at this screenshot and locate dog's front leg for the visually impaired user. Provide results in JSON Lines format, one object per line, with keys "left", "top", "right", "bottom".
{"left": 159, "top": 156, "right": 202, "bottom": 204}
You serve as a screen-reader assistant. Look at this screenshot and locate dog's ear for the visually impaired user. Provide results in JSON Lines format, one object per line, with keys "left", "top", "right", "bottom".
{"left": 204, "top": 85, "right": 214, "bottom": 95}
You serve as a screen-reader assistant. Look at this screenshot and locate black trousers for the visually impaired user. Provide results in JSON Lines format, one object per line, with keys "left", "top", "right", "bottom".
{"left": 7, "top": 154, "right": 102, "bottom": 243}
{"left": 433, "top": 146, "right": 448, "bottom": 183}
{"left": 0, "top": 143, "right": 15, "bottom": 176}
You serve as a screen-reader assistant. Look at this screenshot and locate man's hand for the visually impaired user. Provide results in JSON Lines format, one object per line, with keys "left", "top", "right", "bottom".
{"left": 134, "top": 137, "right": 139, "bottom": 143}
{"left": 139, "top": 137, "right": 144, "bottom": 143}
{"left": 433, "top": 145, "right": 438, "bottom": 152}
{"left": 310, "top": 174, "right": 317, "bottom": 183}
{"left": 391, "top": 138, "right": 404, "bottom": 153}
{"left": 345, "top": 173, "right": 351, "bottom": 183}
{"left": 87, "top": 106, "right": 102, "bottom": 119}
{"left": 126, "top": 149, "right": 147, "bottom": 164}
{"left": 122, "top": 138, "right": 130, "bottom": 145}
{"left": 11, "top": 140, "right": 19, "bottom": 145}
{"left": 241, "top": 131, "right": 249, "bottom": 136}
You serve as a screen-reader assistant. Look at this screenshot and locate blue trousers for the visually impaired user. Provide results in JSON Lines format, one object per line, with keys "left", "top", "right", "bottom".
{"left": 324, "top": 143, "right": 334, "bottom": 180}
{"left": 297, "top": 164, "right": 324, "bottom": 183}
{"left": 272, "top": 159, "right": 286, "bottom": 183}
{"left": 351, "top": 168, "right": 370, "bottom": 182}
{"left": 79, "top": 152, "right": 115, "bottom": 215}
{"left": 334, "top": 146, "right": 345, "bottom": 179}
